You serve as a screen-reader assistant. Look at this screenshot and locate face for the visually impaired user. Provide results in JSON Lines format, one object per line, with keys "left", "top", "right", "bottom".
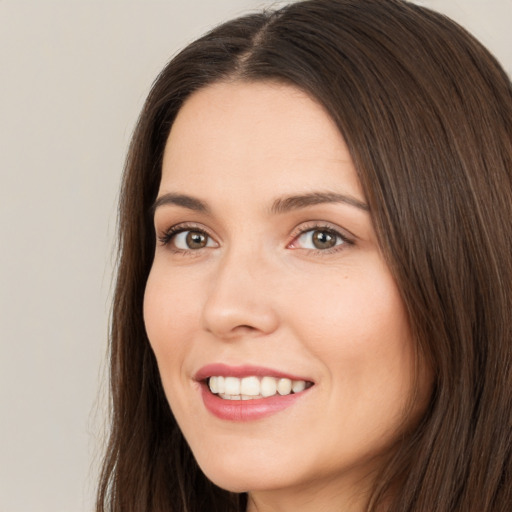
{"left": 144, "top": 81, "right": 429, "bottom": 508}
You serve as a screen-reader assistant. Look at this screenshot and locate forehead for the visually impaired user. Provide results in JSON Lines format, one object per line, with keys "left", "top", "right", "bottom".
{"left": 160, "top": 80, "right": 364, "bottom": 202}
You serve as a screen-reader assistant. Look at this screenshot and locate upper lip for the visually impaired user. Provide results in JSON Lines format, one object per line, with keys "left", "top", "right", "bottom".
{"left": 194, "top": 363, "right": 313, "bottom": 383}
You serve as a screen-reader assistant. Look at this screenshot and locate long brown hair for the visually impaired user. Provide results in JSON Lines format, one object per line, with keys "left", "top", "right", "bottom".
{"left": 97, "top": 1, "right": 512, "bottom": 510}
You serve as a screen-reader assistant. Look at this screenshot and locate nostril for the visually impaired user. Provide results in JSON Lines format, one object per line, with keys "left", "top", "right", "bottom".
{"left": 236, "top": 324, "right": 257, "bottom": 332}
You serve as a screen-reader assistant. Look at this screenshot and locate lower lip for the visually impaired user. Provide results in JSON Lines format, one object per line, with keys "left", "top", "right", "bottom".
{"left": 200, "top": 384, "right": 310, "bottom": 421}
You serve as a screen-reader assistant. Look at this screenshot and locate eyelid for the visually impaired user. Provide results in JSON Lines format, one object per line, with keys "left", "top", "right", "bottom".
{"left": 287, "top": 221, "right": 355, "bottom": 251}
{"left": 157, "top": 222, "right": 218, "bottom": 249}
{"left": 156, "top": 220, "right": 355, "bottom": 254}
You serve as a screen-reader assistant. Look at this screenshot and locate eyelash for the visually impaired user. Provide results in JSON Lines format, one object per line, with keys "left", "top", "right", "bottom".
{"left": 158, "top": 223, "right": 214, "bottom": 254}
{"left": 157, "top": 222, "right": 354, "bottom": 256}
{"left": 289, "top": 222, "right": 354, "bottom": 255}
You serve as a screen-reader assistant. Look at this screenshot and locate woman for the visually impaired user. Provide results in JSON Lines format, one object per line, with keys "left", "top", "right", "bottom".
{"left": 97, "top": 0, "right": 512, "bottom": 510}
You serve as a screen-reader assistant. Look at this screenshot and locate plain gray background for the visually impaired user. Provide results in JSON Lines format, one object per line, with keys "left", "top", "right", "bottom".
{"left": 1, "top": 1, "right": 510, "bottom": 511}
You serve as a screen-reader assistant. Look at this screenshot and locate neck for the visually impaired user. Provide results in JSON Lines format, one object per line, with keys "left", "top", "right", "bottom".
{"left": 245, "top": 472, "right": 376, "bottom": 512}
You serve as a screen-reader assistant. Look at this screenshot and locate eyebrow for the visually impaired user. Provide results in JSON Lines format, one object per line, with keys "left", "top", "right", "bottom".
{"left": 152, "top": 193, "right": 210, "bottom": 215}
{"left": 152, "top": 191, "right": 369, "bottom": 216}
{"left": 270, "top": 191, "right": 369, "bottom": 214}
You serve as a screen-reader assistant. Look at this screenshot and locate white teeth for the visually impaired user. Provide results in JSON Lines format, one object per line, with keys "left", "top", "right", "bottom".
{"left": 261, "top": 376, "right": 277, "bottom": 397}
{"left": 219, "top": 393, "right": 240, "bottom": 400}
{"left": 240, "top": 376, "right": 260, "bottom": 396}
{"left": 216, "top": 376, "right": 225, "bottom": 394}
{"left": 277, "top": 378, "right": 292, "bottom": 395}
{"left": 208, "top": 375, "right": 310, "bottom": 400}
{"left": 292, "top": 380, "right": 306, "bottom": 393}
{"left": 224, "top": 376, "right": 240, "bottom": 395}
{"left": 209, "top": 376, "right": 219, "bottom": 394}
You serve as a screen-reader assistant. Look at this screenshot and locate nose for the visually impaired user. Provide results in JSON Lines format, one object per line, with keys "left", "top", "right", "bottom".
{"left": 201, "top": 247, "right": 280, "bottom": 340}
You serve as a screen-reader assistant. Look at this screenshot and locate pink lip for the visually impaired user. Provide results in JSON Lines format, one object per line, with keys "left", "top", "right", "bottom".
{"left": 195, "top": 363, "right": 311, "bottom": 382}
{"left": 200, "top": 383, "right": 310, "bottom": 421}
{"left": 195, "top": 363, "right": 314, "bottom": 422}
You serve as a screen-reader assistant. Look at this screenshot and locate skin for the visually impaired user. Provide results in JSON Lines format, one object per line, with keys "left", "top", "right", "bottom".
{"left": 144, "top": 81, "right": 430, "bottom": 512}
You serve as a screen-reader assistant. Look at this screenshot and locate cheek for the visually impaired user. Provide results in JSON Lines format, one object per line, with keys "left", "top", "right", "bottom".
{"left": 143, "top": 275, "right": 169, "bottom": 356}
{"left": 143, "top": 269, "right": 198, "bottom": 412}
{"left": 290, "top": 264, "right": 417, "bottom": 417}
{"left": 143, "top": 265, "right": 199, "bottom": 349}
{"left": 144, "top": 269, "right": 188, "bottom": 387}
{"left": 291, "top": 265, "right": 411, "bottom": 359}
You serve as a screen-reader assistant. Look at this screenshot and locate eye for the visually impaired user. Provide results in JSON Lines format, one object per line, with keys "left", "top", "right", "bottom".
{"left": 174, "top": 230, "right": 213, "bottom": 249}
{"left": 159, "top": 226, "right": 218, "bottom": 251}
{"left": 289, "top": 226, "right": 350, "bottom": 251}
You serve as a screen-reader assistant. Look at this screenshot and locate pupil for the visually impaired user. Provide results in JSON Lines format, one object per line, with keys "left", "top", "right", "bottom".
{"left": 313, "top": 230, "right": 335, "bottom": 249}
{"left": 186, "top": 231, "right": 206, "bottom": 249}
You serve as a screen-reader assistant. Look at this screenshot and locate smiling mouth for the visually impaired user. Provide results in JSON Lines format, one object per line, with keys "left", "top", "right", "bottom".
{"left": 207, "top": 375, "right": 314, "bottom": 400}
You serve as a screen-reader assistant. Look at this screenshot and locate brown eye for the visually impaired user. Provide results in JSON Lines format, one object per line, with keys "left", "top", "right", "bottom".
{"left": 167, "top": 229, "right": 216, "bottom": 250}
{"left": 311, "top": 230, "right": 337, "bottom": 249}
{"left": 186, "top": 231, "right": 208, "bottom": 249}
{"left": 292, "top": 227, "right": 347, "bottom": 251}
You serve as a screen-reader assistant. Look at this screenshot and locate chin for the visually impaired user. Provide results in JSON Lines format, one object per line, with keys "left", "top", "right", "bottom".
{"left": 200, "top": 465, "right": 269, "bottom": 493}
{"left": 194, "top": 449, "right": 297, "bottom": 494}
